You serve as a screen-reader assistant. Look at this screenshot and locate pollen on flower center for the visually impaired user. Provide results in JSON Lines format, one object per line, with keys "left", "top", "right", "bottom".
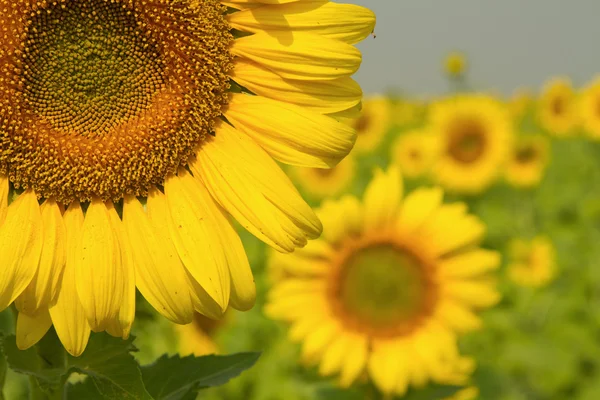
{"left": 0, "top": 0, "right": 233, "bottom": 203}
{"left": 329, "top": 243, "right": 438, "bottom": 337}
{"left": 448, "top": 119, "right": 487, "bottom": 163}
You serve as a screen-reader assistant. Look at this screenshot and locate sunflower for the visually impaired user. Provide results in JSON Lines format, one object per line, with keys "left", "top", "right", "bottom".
{"left": 444, "top": 51, "right": 467, "bottom": 79}
{"left": 266, "top": 167, "right": 500, "bottom": 396}
{"left": 177, "top": 312, "right": 228, "bottom": 357}
{"left": 350, "top": 95, "right": 392, "bottom": 153}
{"left": 508, "top": 88, "right": 534, "bottom": 120}
{"left": 507, "top": 237, "right": 556, "bottom": 288}
{"left": 291, "top": 155, "right": 356, "bottom": 201}
{"left": 429, "top": 94, "right": 512, "bottom": 194}
{"left": 505, "top": 134, "right": 550, "bottom": 188}
{"left": 393, "top": 98, "right": 425, "bottom": 128}
{"left": 578, "top": 76, "right": 600, "bottom": 139}
{"left": 390, "top": 130, "right": 438, "bottom": 179}
{"left": 537, "top": 77, "right": 577, "bottom": 137}
{"left": 0, "top": 0, "right": 375, "bottom": 356}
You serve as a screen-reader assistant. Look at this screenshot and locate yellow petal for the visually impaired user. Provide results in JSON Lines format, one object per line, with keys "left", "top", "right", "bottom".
{"left": 396, "top": 187, "right": 444, "bottom": 235}
{"left": 363, "top": 166, "right": 403, "bottom": 231}
{"left": 442, "top": 280, "right": 501, "bottom": 308}
{"left": 164, "top": 170, "right": 231, "bottom": 311}
{"left": 15, "top": 199, "right": 66, "bottom": 315}
{"left": 75, "top": 199, "right": 123, "bottom": 332}
{"left": 123, "top": 194, "right": 194, "bottom": 324}
{"left": 226, "top": 93, "right": 356, "bottom": 168}
{"left": 228, "top": 2, "right": 375, "bottom": 45}
{"left": 190, "top": 121, "right": 321, "bottom": 252}
{"left": 435, "top": 300, "right": 482, "bottom": 333}
{"left": 301, "top": 319, "right": 340, "bottom": 363}
{"left": 439, "top": 249, "right": 501, "bottom": 278}
{"left": 232, "top": 32, "right": 361, "bottom": 81}
{"left": 0, "top": 189, "right": 43, "bottom": 311}
{"left": 339, "top": 334, "right": 368, "bottom": 388}
{"left": 0, "top": 173, "right": 8, "bottom": 225}
{"left": 319, "top": 333, "right": 352, "bottom": 376}
{"left": 231, "top": 59, "right": 362, "bottom": 115}
{"left": 318, "top": 195, "right": 363, "bottom": 245}
{"left": 16, "top": 309, "right": 52, "bottom": 350}
{"left": 49, "top": 202, "right": 90, "bottom": 357}
{"left": 368, "top": 340, "right": 409, "bottom": 394}
{"left": 146, "top": 188, "right": 224, "bottom": 320}
{"left": 105, "top": 203, "right": 135, "bottom": 339}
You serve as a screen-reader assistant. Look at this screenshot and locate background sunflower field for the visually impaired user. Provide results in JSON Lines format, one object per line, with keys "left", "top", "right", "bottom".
{"left": 3, "top": 2, "right": 600, "bottom": 399}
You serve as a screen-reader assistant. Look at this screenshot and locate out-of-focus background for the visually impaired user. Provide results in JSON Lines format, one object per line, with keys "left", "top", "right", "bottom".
{"left": 344, "top": 0, "right": 600, "bottom": 95}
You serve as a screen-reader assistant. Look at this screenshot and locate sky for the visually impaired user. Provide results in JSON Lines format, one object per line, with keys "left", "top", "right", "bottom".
{"left": 341, "top": 0, "right": 599, "bottom": 97}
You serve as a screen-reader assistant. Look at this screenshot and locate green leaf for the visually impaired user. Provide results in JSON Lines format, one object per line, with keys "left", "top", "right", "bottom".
{"left": 2, "top": 334, "right": 65, "bottom": 397}
{"left": 3, "top": 331, "right": 152, "bottom": 400}
{"left": 397, "top": 383, "right": 464, "bottom": 400}
{"left": 141, "top": 352, "right": 260, "bottom": 400}
{"left": 64, "top": 378, "right": 105, "bottom": 400}
{"left": 66, "top": 333, "right": 152, "bottom": 400}
{"left": 0, "top": 335, "right": 6, "bottom": 400}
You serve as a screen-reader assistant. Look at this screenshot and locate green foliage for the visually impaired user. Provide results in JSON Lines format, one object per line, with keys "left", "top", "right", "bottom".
{"left": 141, "top": 353, "right": 259, "bottom": 400}
{"left": 0, "top": 328, "right": 259, "bottom": 400}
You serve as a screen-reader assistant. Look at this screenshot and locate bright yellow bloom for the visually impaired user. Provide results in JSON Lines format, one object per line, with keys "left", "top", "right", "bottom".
{"left": 444, "top": 51, "right": 467, "bottom": 78}
{"left": 390, "top": 130, "right": 438, "bottom": 179}
{"left": 505, "top": 134, "right": 550, "bottom": 188}
{"left": 537, "top": 77, "right": 577, "bottom": 137}
{"left": 578, "top": 76, "right": 600, "bottom": 139}
{"left": 350, "top": 96, "right": 392, "bottom": 153}
{"left": 266, "top": 167, "right": 500, "bottom": 396}
{"left": 0, "top": 0, "right": 375, "bottom": 355}
{"left": 508, "top": 88, "right": 534, "bottom": 120}
{"left": 291, "top": 155, "right": 356, "bottom": 201}
{"left": 508, "top": 237, "right": 556, "bottom": 288}
{"left": 177, "top": 313, "right": 229, "bottom": 357}
{"left": 429, "top": 94, "right": 513, "bottom": 194}
{"left": 393, "top": 99, "right": 426, "bottom": 128}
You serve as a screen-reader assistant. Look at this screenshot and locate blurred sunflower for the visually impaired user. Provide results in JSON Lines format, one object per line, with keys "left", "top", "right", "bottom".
{"left": 350, "top": 96, "right": 392, "bottom": 153}
{"left": 429, "top": 94, "right": 512, "bottom": 194}
{"left": 537, "top": 77, "right": 577, "bottom": 137}
{"left": 444, "top": 51, "right": 467, "bottom": 79}
{"left": 390, "top": 130, "right": 438, "bottom": 179}
{"left": 393, "top": 99, "right": 425, "bottom": 128}
{"left": 508, "top": 88, "right": 534, "bottom": 120}
{"left": 266, "top": 167, "right": 500, "bottom": 396}
{"left": 578, "top": 76, "right": 600, "bottom": 139}
{"left": 291, "top": 155, "right": 356, "bottom": 201}
{"left": 0, "top": 0, "right": 375, "bottom": 355}
{"left": 508, "top": 237, "right": 556, "bottom": 288}
{"left": 177, "top": 312, "right": 228, "bottom": 357}
{"left": 505, "top": 134, "right": 550, "bottom": 188}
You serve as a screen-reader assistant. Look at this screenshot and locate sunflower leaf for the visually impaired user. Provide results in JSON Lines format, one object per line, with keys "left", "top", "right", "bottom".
{"left": 140, "top": 352, "right": 260, "bottom": 400}
{"left": 396, "top": 383, "right": 465, "bottom": 400}
{"left": 1, "top": 334, "right": 65, "bottom": 397}
{"left": 65, "top": 333, "right": 152, "bottom": 400}
{"left": 0, "top": 336, "right": 6, "bottom": 400}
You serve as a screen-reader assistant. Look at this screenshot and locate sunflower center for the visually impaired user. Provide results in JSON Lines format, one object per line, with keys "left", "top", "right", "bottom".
{"left": 333, "top": 244, "right": 437, "bottom": 337}
{"left": 22, "top": 1, "right": 164, "bottom": 137}
{"left": 515, "top": 145, "right": 537, "bottom": 164}
{"left": 551, "top": 97, "right": 565, "bottom": 115}
{"left": 448, "top": 119, "right": 486, "bottom": 163}
{"left": 0, "top": 0, "right": 232, "bottom": 203}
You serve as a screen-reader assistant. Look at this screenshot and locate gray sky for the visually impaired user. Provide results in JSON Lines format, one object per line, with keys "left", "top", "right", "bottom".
{"left": 343, "top": 0, "right": 599, "bottom": 96}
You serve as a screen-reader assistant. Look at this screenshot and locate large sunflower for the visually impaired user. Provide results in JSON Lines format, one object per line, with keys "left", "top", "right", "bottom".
{"left": 429, "top": 94, "right": 512, "bottom": 194}
{"left": 505, "top": 134, "right": 550, "bottom": 188}
{"left": 579, "top": 76, "right": 600, "bottom": 139}
{"left": 537, "top": 77, "right": 577, "bottom": 137}
{"left": 266, "top": 167, "right": 500, "bottom": 396}
{"left": 0, "top": 0, "right": 375, "bottom": 356}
